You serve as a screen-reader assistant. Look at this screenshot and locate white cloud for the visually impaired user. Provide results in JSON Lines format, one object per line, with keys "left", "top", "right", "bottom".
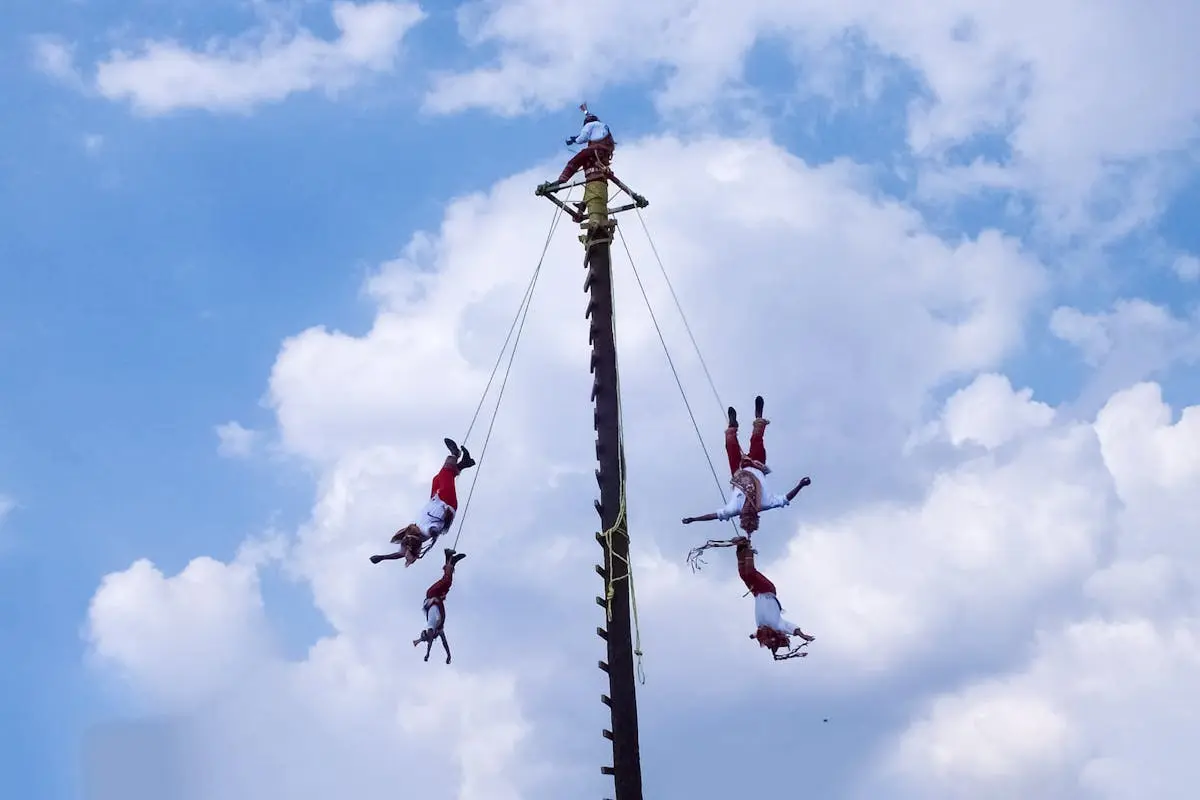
{"left": 86, "top": 554, "right": 272, "bottom": 710}
{"left": 84, "top": 133, "right": 1200, "bottom": 798}
{"left": 1051, "top": 300, "right": 1200, "bottom": 414}
{"left": 86, "top": 134, "right": 1052, "bottom": 797}
{"left": 878, "top": 381, "right": 1200, "bottom": 799}
{"left": 31, "top": 35, "right": 83, "bottom": 86}
{"left": 92, "top": 1, "right": 426, "bottom": 115}
{"left": 431, "top": 0, "right": 1200, "bottom": 235}
{"left": 87, "top": 555, "right": 534, "bottom": 799}
{"left": 215, "top": 421, "right": 260, "bottom": 459}
{"left": 0, "top": 494, "right": 13, "bottom": 550}
{"left": 1174, "top": 253, "right": 1200, "bottom": 282}
{"left": 940, "top": 373, "right": 1055, "bottom": 449}
{"left": 883, "top": 619, "right": 1200, "bottom": 800}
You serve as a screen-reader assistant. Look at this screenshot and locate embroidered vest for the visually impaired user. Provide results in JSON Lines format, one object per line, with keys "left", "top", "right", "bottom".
{"left": 730, "top": 468, "right": 763, "bottom": 514}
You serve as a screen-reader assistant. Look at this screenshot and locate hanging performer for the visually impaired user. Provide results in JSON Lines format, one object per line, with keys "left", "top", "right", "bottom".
{"left": 536, "top": 104, "right": 618, "bottom": 246}
{"left": 369, "top": 438, "right": 475, "bottom": 568}
{"left": 734, "top": 535, "right": 815, "bottom": 660}
{"left": 680, "top": 396, "right": 810, "bottom": 535}
{"left": 412, "top": 548, "right": 467, "bottom": 664}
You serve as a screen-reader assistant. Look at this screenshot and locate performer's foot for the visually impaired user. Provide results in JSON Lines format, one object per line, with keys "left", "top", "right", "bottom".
{"left": 794, "top": 629, "right": 815, "bottom": 642}
{"left": 451, "top": 552, "right": 467, "bottom": 566}
{"left": 444, "top": 547, "right": 456, "bottom": 564}
{"left": 755, "top": 395, "right": 764, "bottom": 419}
{"left": 727, "top": 406, "right": 738, "bottom": 428}
{"left": 369, "top": 554, "right": 383, "bottom": 564}
{"left": 444, "top": 438, "right": 461, "bottom": 457}
{"left": 457, "top": 446, "right": 476, "bottom": 471}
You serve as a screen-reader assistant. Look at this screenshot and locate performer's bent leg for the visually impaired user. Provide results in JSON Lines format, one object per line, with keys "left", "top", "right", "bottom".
{"left": 425, "top": 567, "right": 454, "bottom": 601}
{"left": 557, "top": 150, "right": 591, "bottom": 183}
{"left": 748, "top": 419, "right": 767, "bottom": 465}
{"left": 725, "top": 426, "right": 743, "bottom": 476}
{"left": 736, "top": 546, "right": 777, "bottom": 596}
{"left": 430, "top": 461, "right": 459, "bottom": 508}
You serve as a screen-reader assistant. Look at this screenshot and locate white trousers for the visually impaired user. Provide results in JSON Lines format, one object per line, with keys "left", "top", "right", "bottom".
{"left": 755, "top": 593, "right": 797, "bottom": 636}
{"left": 425, "top": 603, "right": 443, "bottom": 633}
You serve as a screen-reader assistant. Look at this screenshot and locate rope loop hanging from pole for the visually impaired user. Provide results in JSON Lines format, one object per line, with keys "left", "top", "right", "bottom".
{"left": 596, "top": 267, "right": 646, "bottom": 685}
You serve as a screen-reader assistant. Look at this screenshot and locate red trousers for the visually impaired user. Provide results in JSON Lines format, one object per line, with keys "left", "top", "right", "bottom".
{"left": 737, "top": 543, "right": 776, "bottom": 596}
{"left": 426, "top": 564, "right": 455, "bottom": 601}
{"left": 558, "top": 143, "right": 614, "bottom": 183}
{"left": 725, "top": 425, "right": 767, "bottom": 476}
{"left": 430, "top": 464, "right": 459, "bottom": 509}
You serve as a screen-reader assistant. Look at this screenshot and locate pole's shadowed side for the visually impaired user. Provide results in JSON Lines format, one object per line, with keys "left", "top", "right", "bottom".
{"left": 585, "top": 235, "right": 644, "bottom": 800}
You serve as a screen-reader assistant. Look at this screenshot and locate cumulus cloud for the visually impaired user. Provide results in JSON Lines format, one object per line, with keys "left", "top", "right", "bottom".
{"left": 92, "top": 1, "right": 426, "bottom": 114}
{"left": 431, "top": 0, "right": 1200, "bottom": 235}
{"left": 31, "top": 35, "right": 83, "bottom": 87}
{"left": 940, "top": 373, "right": 1055, "bottom": 449}
{"left": 83, "top": 133, "right": 1200, "bottom": 799}
{"left": 84, "top": 134, "right": 1053, "bottom": 797}
{"left": 1174, "top": 253, "right": 1200, "bottom": 282}
{"left": 215, "top": 421, "right": 260, "bottom": 459}
{"left": 1051, "top": 300, "right": 1200, "bottom": 414}
{"left": 878, "top": 383, "right": 1200, "bottom": 799}
{"left": 86, "top": 549, "right": 276, "bottom": 710}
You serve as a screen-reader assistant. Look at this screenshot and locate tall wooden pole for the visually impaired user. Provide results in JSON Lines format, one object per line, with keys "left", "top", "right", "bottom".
{"left": 585, "top": 232, "right": 644, "bottom": 800}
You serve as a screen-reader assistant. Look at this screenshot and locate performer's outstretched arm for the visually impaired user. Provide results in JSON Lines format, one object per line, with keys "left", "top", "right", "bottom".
{"left": 684, "top": 488, "right": 747, "bottom": 524}
{"left": 785, "top": 476, "right": 812, "bottom": 502}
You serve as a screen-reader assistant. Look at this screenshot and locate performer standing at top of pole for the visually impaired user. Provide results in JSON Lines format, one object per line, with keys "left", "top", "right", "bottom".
{"left": 538, "top": 104, "right": 618, "bottom": 246}
{"left": 680, "top": 396, "right": 811, "bottom": 535}
{"left": 554, "top": 104, "right": 616, "bottom": 186}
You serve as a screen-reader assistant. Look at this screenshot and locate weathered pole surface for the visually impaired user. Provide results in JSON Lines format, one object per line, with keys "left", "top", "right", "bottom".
{"left": 584, "top": 231, "right": 644, "bottom": 800}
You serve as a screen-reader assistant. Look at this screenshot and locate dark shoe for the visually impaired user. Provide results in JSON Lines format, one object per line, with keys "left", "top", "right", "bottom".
{"left": 443, "top": 548, "right": 456, "bottom": 564}
{"left": 444, "top": 438, "right": 461, "bottom": 457}
{"left": 451, "top": 552, "right": 467, "bottom": 566}
{"left": 727, "top": 407, "right": 738, "bottom": 428}
{"left": 457, "top": 446, "right": 476, "bottom": 471}
{"left": 370, "top": 554, "right": 383, "bottom": 564}
{"left": 754, "top": 395, "right": 764, "bottom": 419}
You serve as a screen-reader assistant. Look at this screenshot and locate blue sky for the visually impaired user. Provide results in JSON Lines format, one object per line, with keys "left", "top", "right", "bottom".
{"left": 3, "top": 2, "right": 1200, "bottom": 799}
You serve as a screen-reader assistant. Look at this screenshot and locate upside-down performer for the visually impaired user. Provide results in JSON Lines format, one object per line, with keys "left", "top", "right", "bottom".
{"left": 735, "top": 536, "right": 814, "bottom": 660}
{"left": 680, "top": 396, "right": 810, "bottom": 535}
{"left": 369, "top": 438, "right": 475, "bottom": 568}
{"left": 411, "top": 548, "right": 467, "bottom": 664}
